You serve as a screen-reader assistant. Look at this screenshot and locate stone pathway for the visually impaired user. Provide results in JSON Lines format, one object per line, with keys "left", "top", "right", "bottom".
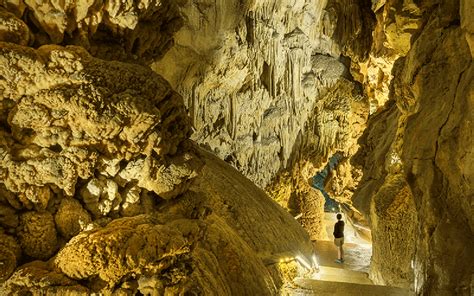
{"left": 282, "top": 278, "right": 409, "bottom": 296}
{"left": 282, "top": 213, "right": 410, "bottom": 295}
{"left": 281, "top": 240, "right": 410, "bottom": 295}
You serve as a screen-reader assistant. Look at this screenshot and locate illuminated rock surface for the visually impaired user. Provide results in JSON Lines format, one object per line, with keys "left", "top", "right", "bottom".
{"left": 0, "top": 0, "right": 473, "bottom": 294}
{"left": 0, "top": 42, "right": 314, "bottom": 294}
{"left": 353, "top": 0, "right": 474, "bottom": 294}
{"left": 0, "top": 0, "right": 181, "bottom": 61}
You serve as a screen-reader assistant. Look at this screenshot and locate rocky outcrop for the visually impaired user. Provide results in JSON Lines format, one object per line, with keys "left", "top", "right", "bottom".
{"left": 0, "top": 40, "right": 200, "bottom": 291}
{"left": 353, "top": 0, "right": 474, "bottom": 294}
{"left": 353, "top": 102, "right": 416, "bottom": 288}
{"left": 324, "top": 158, "right": 363, "bottom": 204}
{"left": 0, "top": 43, "right": 198, "bottom": 206}
{"left": 399, "top": 3, "right": 473, "bottom": 291}
{"left": 0, "top": 232, "right": 21, "bottom": 282}
{"left": 54, "top": 198, "right": 92, "bottom": 239}
{"left": 0, "top": 5, "right": 315, "bottom": 293}
{"left": 1, "top": 0, "right": 182, "bottom": 62}
{"left": 2, "top": 261, "right": 89, "bottom": 294}
{"left": 1, "top": 146, "right": 315, "bottom": 294}
{"left": 0, "top": 7, "right": 30, "bottom": 46}
{"left": 18, "top": 211, "right": 58, "bottom": 259}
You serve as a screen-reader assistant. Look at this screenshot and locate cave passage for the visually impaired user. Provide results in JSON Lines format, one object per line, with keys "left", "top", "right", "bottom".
{"left": 300, "top": 153, "right": 377, "bottom": 293}
{"left": 0, "top": 0, "right": 471, "bottom": 294}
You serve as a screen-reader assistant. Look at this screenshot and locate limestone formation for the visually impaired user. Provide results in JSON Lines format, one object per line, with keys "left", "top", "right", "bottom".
{"left": 0, "top": 0, "right": 182, "bottom": 61}
{"left": 0, "top": 7, "right": 30, "bottom": 45}
{"left": 399, "top": 11, "right": 473, "bottom": 294}
{"left": 0, "top": 186, "right": 19, "bottom": 230}
{"left": 1, "top": 261, "right": 89, "bottom": 294}
{"left": 55, "top": 215, "right": 197, "bottom": 285}
{"left": 17, "top": 211, "right": 58, "bottom": 259}
{"left": 0, "top": 3, "right": 315, "bottom": 293}
{"left": 54, "top": 198, "right": 92, "bottom": 239}
{"left": 0, "top": 232, "right": 21, "bottom": 281}
{"left": 150, "top": 0, "right": 375, "bottom": 241}
{"left": 153, "top": 0, "right": 374, "bottom": 190}
{"left": 1, "top": 147, "right": 315, "bottom": 294}
{"left": 0, "top": 0, "right": 473, "bottom": 294}
{"left": 0, "top": 43, "right": 198, "bottom": 205}
{"left": 324, "top": 158, "right": 362, "bottom": 204}
{"left": 352, "top": 102, "right": 416, "bottom": 288}
{"left": 353, "top": 0, "right": 474, "bottom": 294}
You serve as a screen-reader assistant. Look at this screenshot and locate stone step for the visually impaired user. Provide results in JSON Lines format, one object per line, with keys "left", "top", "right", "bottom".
{"left": 314, "top": 266, "right": 372, "bottom": 285}
{"left": 282, "top": 278, "right": 410, "bottom": 296}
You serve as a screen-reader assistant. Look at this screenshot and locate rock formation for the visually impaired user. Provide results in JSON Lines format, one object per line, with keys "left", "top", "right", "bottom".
{"left": 0, "top": 3, "right": 315, "bottom": 294}
{"left": 0, "top": 0, "right": 182, "bottom": 62}
{"left": 154, "top": 0, "right": 374, "bottom": 187}
{"left": 0, "top": 0, "right": 473, "bottom": 294}
{"left": 352, "top": 0, "right": 474, "bottom": 294}
{"left": 153, "top": 0, "right": 374, "bottom": 240}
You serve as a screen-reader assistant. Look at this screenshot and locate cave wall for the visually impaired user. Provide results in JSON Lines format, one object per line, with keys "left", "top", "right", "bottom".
{"left": 153, "top": 0, "right": 374, "bottom": 189}
{"left": 0, "top": 1, "right": 316, "bottom": 294}
{"left": 353, "top": 101, "right": 417, "bottom": 288}
{"left": 153, "top": 0, "right": 374, "bottom": 239}
{"left": 1, "top": 0, "right": 472, "bottom": 294}
{"left": 0, "top": 0, "right": 182, "bottom": 62}
{"left": 353, "top": 0, "right": 473, "bottom": 294}
{"left": 400, "top": 1, "right": 473, "bottom": 292}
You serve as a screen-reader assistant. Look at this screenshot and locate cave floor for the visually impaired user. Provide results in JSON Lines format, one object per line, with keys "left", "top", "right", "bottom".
{"left": 283, "top": 278, "right": 409, "bottom": 296}
{"left": 282, "top": 213, "right": 410, "bottom": 295}
{"left": 313, "top": 240, "right": 372, "bottom": 275}
{"left": 282, "top": 240, "right": 409, "bottom": 295}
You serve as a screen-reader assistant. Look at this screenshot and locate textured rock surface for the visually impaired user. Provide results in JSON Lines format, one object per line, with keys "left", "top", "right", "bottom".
{"left": 153, "top": 0, "right": 373, "bottom": 240}
{"left": 0, "top": 232, "right": 21, "bottom": 281}
{"left": 353, "top": 0, "right": 474, "bottom": 294}
{"left": 0, "top": 5, "right": 315, "bottom": 293}
{"left": 54, "top": 198, "right": 91, "bottom": 239}
{"left": 1, "top": 0, "right": 182, "bottom": 61}
{"left": 2, "top": 261, "right": 89, "bottom": 294}
{"left": 153, "top": 0, "right": 373, "bottom": 189}
{"left": 0, "top": 7, "right": 30, "bottom": 45}
{"left": 1, "top": 0, "right": 473, "bottom": 294}
{"left": 324, "top": 158, "right": 362, "bottom": 204}
{"left": 17, "top": 211, "right": 58, "bottom": 259}
{"left": 0, "top": 43, "right": 197, "bottom": 204}
{"left": 1, "top": 147, "right": 315, "bottom": 294}
{"left": 353, "top": 102, "right": 416, "bottom": 288}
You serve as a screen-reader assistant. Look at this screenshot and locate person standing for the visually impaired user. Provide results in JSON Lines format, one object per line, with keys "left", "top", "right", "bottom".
{"left": 333, "top": 213, "right": 345, "bottom": 263}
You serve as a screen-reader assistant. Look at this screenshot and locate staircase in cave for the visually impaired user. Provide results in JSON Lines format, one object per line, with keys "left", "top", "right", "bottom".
{"left": 282, "top": 278, "right": 409, "bottom": 296}
{"left": 282, "top": 240, "right": 409, "bottom": 295}
{"left": 281, "top": 213, "right": 410, "bottom": 295}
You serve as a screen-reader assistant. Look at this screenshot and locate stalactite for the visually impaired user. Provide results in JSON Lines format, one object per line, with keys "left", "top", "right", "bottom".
{"left": 150, "top": 0, "right": 371, "bottom": 191}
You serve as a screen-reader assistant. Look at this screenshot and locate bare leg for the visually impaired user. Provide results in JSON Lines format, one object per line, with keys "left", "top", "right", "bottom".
{"left": 337, "top": 247, "right": 341, "bottom": 260}
{"left": 340, "top": 246, "right": 344, "bottom": 260}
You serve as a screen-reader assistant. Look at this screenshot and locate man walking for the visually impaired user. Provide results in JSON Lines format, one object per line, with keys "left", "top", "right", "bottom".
{"left": 333, "top": 213, "right": 345, "bottom": 263}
